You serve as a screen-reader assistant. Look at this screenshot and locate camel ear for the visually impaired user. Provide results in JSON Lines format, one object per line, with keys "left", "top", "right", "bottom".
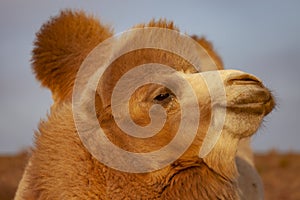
{"left": 32, "top": 10, "right": 113, "bottom": 103}
{"left": 191, "top": 36, "right": 224, "bottom": 70}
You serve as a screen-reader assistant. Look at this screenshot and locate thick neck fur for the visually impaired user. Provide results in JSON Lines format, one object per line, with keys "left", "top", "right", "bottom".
{"left": 203, "top": 132, "right": 240, "bottom": 181}
{"left": 101, "top": 158, "right": 240, "bottom": 199}
{"left": 160, "top": 161, "right": 239, "bottom": 199}
{"left": 106, "top": 161, "right": 240, "bottom": 199}
{"left": 24, "top": 103, "right": 240, "bottom": 199}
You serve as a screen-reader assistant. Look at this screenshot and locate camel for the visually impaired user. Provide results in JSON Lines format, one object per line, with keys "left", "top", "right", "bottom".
{"left": 15, "top": 10, "right": 275, "bottom": 199}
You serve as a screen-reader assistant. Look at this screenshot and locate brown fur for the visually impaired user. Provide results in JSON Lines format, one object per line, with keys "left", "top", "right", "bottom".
{"left": 15, "top": 10, "right": 274, "bottom": 199}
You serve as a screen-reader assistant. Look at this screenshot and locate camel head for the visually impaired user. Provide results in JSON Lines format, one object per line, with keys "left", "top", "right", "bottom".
{"left": 18, "top": 10, "right": 275, "bottom": 200}
{"left": 85, "top": 40, "right": 275, "bottom": 199}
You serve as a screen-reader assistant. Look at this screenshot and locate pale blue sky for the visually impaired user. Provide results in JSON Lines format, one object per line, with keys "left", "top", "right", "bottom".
{"left": 0, "top": 0, "right": 299, "bottom": 153}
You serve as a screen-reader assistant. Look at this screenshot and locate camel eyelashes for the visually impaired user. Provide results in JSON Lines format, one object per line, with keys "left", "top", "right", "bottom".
{"left": 154, "top": 93, "right": 170, "bottom": 102}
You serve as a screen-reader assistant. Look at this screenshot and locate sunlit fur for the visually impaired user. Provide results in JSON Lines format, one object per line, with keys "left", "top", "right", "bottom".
{"left": 15, "top": 10, "right": 274, "bottom": 199}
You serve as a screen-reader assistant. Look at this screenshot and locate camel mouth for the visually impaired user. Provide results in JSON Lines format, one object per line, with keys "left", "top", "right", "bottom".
{"left": 224, "top": 75, "right": 275, "bottom": 115}
{"left": 226, "top": 89, "right": 275, "bottom": 115}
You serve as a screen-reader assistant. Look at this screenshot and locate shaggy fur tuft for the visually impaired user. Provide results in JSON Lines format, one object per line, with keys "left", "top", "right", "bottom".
{"left": 32, "top": 10, "right": 113, "bottom": 103}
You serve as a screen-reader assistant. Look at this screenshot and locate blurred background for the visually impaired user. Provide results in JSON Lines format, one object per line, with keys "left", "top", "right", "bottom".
{"left": 0, "top": 0, "right": 299, "bottom": 154}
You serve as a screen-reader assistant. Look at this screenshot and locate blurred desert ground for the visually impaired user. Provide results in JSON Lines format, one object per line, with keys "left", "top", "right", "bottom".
{"left": 0, "top": 151, "right": 299, "bottom": 200}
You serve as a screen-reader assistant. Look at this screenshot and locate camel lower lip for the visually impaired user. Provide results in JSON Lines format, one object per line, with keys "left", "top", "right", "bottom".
{"left": 225, "top": 99, "right": 274, "bottom": 115}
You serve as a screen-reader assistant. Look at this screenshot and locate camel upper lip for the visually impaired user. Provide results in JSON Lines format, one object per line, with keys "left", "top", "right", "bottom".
{"left": 228, "top": 87, "right": 271, "bottom": 105}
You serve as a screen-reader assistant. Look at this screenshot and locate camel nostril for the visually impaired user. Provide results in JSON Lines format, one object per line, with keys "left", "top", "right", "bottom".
{"left": 226, "top": 74, "right": 263, "bottom": 86}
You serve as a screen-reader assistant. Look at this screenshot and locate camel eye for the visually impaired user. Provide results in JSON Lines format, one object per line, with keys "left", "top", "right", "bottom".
{"left": 154, "top": 93, "right": 170, "bottom": 102}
